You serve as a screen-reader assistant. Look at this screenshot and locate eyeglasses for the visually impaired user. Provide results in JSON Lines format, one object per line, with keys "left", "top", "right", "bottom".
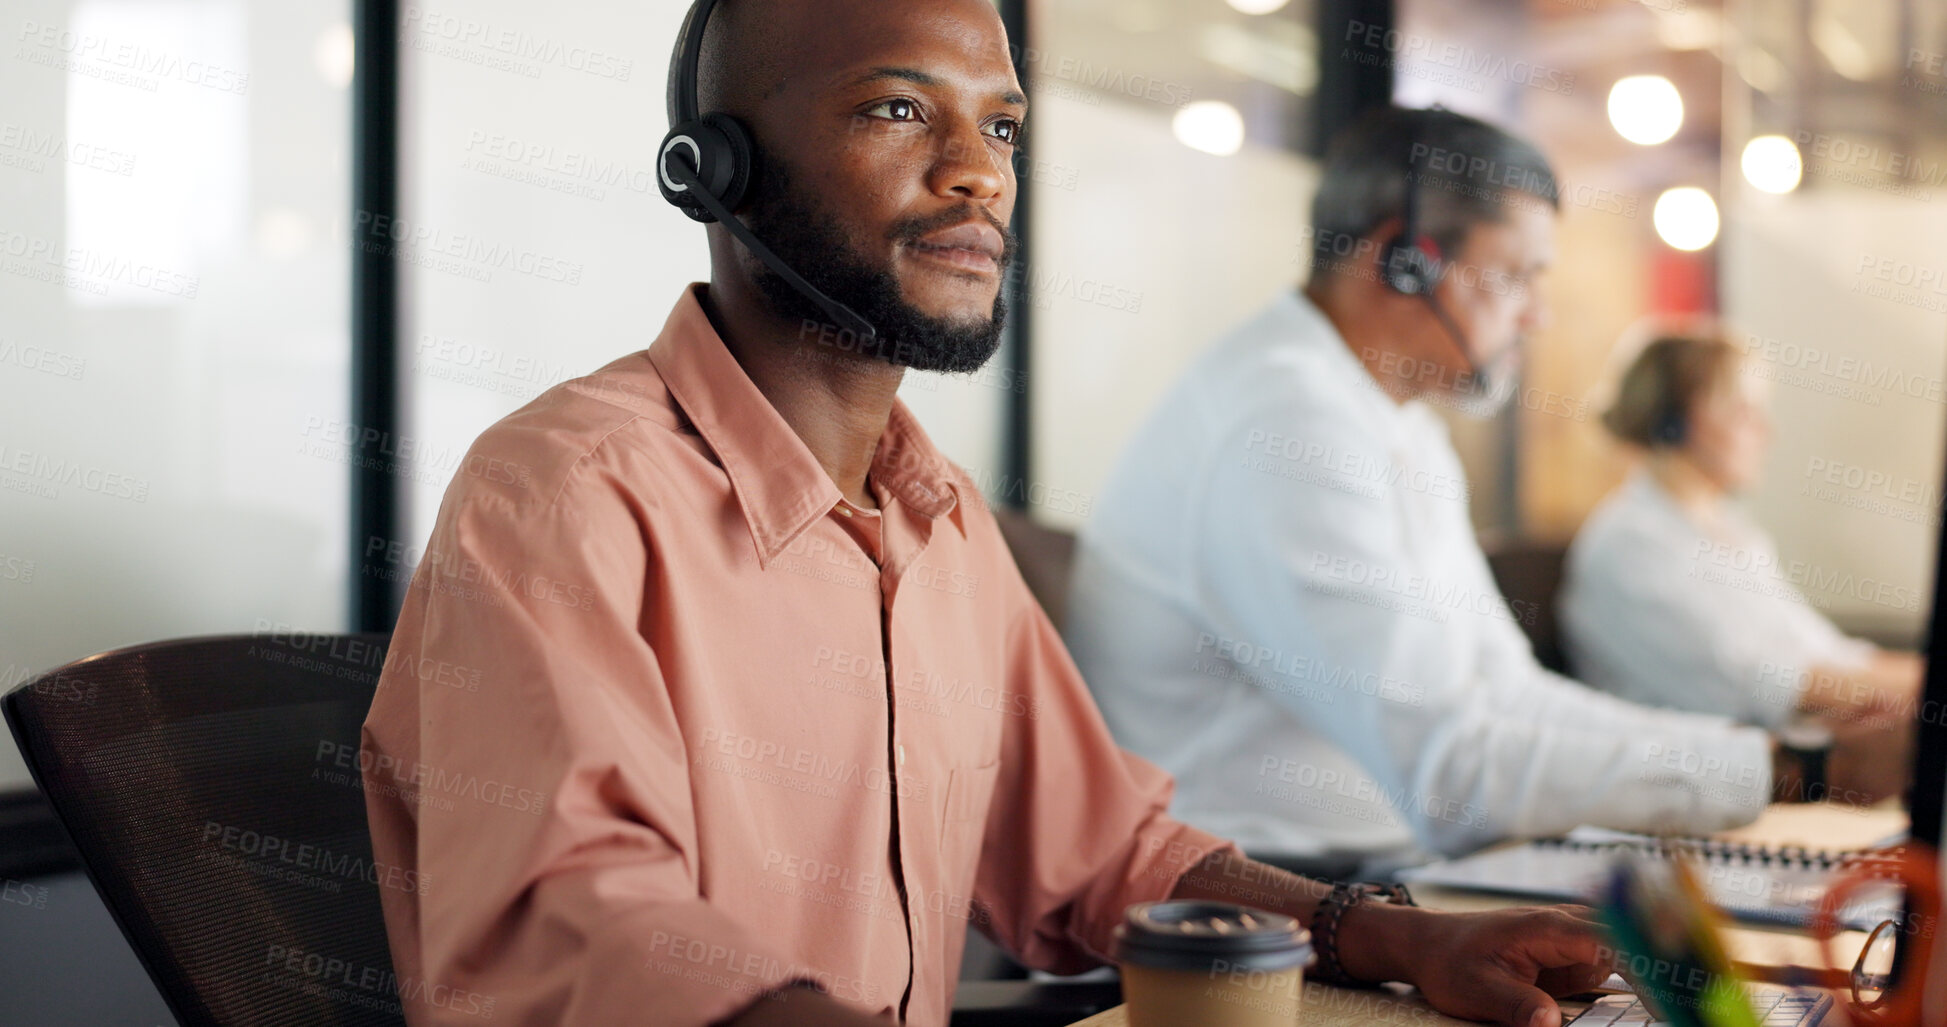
{"left": 1849, "top": 917, "right": 1898, "bottom": 1011}
{"left": 1810, "top": 846, "right": 1938, "bottom": 1027}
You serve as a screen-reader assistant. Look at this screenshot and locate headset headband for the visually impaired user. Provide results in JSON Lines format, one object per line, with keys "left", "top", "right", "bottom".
{"left": 1400, "top": 138, "right": 1422, "bottom": 256}
{"left": 669, "top": 0, "right": 721, "bottom": 128}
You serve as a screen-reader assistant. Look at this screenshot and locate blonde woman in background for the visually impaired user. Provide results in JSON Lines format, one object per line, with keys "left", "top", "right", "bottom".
{"left": 1560, "top": 332, "right": 1922, "bottom": 775}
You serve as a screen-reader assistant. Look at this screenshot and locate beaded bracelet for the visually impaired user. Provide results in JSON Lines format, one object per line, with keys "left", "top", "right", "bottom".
{"left": 1308, "top": 881, "right": 1416, "bottom": 988}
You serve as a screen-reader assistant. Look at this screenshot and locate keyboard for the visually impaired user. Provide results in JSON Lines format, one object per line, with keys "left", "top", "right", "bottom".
{"left": 1568, "top": 986, "right": 1832, "bottom": 1027}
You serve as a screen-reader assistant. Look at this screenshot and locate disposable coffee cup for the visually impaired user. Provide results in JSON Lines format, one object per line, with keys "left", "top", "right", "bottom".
{"left": 1113, "top": 900, "right": 1313, "bottom": 1027}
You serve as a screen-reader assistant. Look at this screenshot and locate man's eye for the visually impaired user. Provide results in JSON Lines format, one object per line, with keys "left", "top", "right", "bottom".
{"left": 986, "top": 119, "right": 1021, "bottom": 144}
{"left": 866, "top": 99, "right": 919, "bottom": 121}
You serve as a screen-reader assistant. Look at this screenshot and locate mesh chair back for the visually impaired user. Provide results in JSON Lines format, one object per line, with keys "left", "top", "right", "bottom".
{"left": 3, "top": 633, "right": 406, "bottom": 1027}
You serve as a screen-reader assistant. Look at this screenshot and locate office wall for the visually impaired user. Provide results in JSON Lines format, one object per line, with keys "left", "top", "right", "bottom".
{"left": 1026, "top": 93, "right": 1320, "bottom": 531}
{"left": 1, "top": 0, "right": 354, "bottom": 790}
{"left": 397, "top": 0, "right": 1005, "bottom": 553}
{"left": 1727, "top": 191, "right": 1947, "bottom": 640}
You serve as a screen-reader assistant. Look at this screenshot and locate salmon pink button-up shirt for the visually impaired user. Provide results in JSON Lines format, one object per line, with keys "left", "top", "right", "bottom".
{"left": 360, "top": 285, "right": 1239, "bottom": 1027}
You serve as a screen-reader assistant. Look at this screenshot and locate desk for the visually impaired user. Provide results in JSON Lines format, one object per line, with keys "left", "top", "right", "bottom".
{"left": 1065, "top": 803, "right": 1902, "bottom": 1026}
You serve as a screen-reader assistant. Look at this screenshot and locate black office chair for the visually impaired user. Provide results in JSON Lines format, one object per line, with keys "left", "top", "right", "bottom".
{"left": 1482, "top": 536, "right": 1576, "bottom": 677}
{"left": 4, "top": 633, "right": 405, "bottom": 1026}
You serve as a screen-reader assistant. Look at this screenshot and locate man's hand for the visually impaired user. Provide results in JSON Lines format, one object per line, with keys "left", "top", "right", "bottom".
{"left": 1169, "top": 851, "right": 1610, "bottom": 1026}
{"left": 1339, "top": 902, "right": 1611, "bottom": 1027}
{"left": 1801, "top": 653, "right": 1924, "bottom": 729}
{"left": 1827, "top": 715, "right": 1914, "bottom": 804}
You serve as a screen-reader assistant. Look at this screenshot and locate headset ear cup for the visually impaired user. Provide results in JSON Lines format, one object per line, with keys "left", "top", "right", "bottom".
{"left": 702, "top": 112, "right": 755, "bottom": 215}
{"left": 659, "top": 114, "right": 755, "bottom": 224}
{"left": 1654, "top": 408, "right": 1687, "bottom": 447}
{"left": 1382, "top": 234, "right": 1429, "bottom": 295}
{"left": 1381, "top": 235, "right": 1411, "bottom": 293}
{"left": 659, "top": 122, "right": 711, "bottom": 221}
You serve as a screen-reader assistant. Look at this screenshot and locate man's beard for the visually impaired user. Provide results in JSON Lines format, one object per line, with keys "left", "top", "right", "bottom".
{"left": 740, "top": 145, "right": 1017, "bottom": 374}
{"left": 1447, "top": 343, "right": 1522, "bottom": 419}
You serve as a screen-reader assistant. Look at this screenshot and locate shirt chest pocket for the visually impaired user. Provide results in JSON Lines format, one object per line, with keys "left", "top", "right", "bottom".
{"left": 938, "top": 758, "right": 1002, "bottom": 892}
{"left": 941, "top": 758, "right": 1001, "bottom": 830}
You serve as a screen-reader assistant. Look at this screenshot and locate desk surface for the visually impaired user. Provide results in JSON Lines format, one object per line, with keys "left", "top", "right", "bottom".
{"left": 1066, "top": 803, "right": 1902, "bottom": 1026}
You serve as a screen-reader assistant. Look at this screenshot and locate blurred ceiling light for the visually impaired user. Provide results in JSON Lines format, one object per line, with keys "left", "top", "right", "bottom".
{"left": 1227, "top": 0, "right": 1291, "bottom": 13}
{"left": 1608, "top": 75, "right": 1683, "bottom": 145}
{"left": 1653, "top": 187, "right": 1719, "bottom": 251}
{"left": 316, "top": 23, "right": 355, "bottom": 88}
{"left": 1200, "top": 22, "right": 1317, "bottom": 95}
{"left": 1173, "top": 101, "right": 1246, "bottom": 156}
{"left": 1740, "top": 135, "right": 1803, "bottom": 194}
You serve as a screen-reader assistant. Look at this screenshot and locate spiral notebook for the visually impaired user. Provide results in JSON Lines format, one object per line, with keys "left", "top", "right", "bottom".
{"left": 1398, "top": 826, "right": 1905, "bottom": 930}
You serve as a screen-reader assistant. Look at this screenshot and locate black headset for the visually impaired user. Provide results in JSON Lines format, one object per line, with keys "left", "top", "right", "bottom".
{"left": 1380, "top": 125, "right": 1477, "bottom": 375}
{"left": 1648, "top": 344, "right": 1690, "bottom": 446}
{"left": 657, "top": 0, "right": 878, "bottom": 342}
{"left": 1651, "top": 405, "right": 1688, "bottom": 446}
{"left": 1381, "top": 153, "right": 1442, "bottom": 298}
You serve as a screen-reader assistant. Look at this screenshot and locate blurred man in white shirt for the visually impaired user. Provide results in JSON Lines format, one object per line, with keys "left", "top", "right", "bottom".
{"left": 1063, "top": 107, "right": 1874, "bottom": 872}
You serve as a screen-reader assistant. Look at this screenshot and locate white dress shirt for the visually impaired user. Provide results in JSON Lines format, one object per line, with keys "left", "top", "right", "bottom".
{"left": 1064, "top": 291, "right": 1772, "bottom": 862}
{"left": 1560, "top": 469, "right": 1879, "bottom": 731}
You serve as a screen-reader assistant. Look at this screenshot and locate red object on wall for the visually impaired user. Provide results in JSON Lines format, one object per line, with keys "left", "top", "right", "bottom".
{"left": 1649, "top": 246, "right": 1717, "bottom": 316}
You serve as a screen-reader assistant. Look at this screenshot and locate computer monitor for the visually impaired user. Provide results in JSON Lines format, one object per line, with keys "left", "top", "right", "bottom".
{"left": 1894, "top": 432, "right": 1947, "bottom": 999}
{"left": 1911, "top": 542, "right": 1947, "bottom": 846}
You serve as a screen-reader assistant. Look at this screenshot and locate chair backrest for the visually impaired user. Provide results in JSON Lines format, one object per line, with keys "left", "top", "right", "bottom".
{"left": 1481, "top": 537, "right": 1574, "bottom": 676}
{"left": 3, "top": 633, "right": 406, "bottom": 1027}
{"left": 993, "top": 508, "right": 1079, "bottom": 631}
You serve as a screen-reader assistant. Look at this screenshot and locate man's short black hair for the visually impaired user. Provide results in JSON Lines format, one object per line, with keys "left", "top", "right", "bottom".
{"left": 687, "top": 0, "right": 786, "bottom": 124}
{"left": 1309, "top": 106, "right": 1559, "bottom": 281}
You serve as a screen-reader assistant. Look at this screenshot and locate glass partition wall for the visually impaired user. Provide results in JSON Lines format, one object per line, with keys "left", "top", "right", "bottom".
{"left": 1, "top": 0, "right": 354, "bottom": 791}
{"left": 1025, "top": 0, "right": 1326, "bottom": 530}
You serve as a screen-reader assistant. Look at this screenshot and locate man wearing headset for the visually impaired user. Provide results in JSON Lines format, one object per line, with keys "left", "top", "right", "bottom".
{"left": 1065, "top": 107, "right": 1884, "bottom": 877}
{"left": 363, "top": 6, "right": 1619, "bottom": 1027}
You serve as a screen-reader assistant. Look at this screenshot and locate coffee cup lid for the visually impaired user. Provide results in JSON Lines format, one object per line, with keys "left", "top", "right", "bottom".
{"left": 1112, "top": 901, "right": 1314, "bottom": 973}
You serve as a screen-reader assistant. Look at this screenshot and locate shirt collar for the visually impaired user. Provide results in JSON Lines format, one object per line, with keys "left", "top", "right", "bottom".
{"left": 1281, "top": 289, "right": 1418, "bottom": 442}
{"left": 647, "top": 285, "right": 963, "bottom": 567}
{"left": 1627, "top": 465, "right": 1740, "bottom": 539}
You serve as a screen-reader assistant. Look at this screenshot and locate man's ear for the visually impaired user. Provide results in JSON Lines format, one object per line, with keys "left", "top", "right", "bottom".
{"left": 1367, "top": 216, "right": 1408, "bottom": 258}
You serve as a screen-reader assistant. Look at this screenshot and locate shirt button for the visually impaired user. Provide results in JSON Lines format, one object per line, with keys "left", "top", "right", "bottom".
{"left": 897, "top": 744, "right": 907, "bottom": 765}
